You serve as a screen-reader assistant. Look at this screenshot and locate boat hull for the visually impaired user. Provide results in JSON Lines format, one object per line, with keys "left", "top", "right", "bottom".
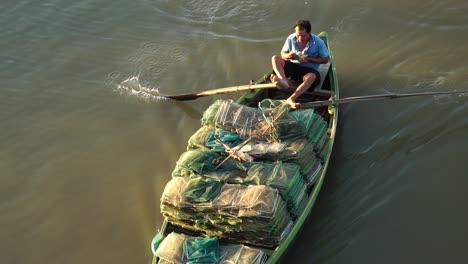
{"left": 151, "top": 31, "right": 339, "bottom": 264}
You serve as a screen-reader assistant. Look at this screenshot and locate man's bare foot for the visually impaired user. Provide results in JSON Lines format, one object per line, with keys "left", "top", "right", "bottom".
{"left": 285, "top": 97, "right": 301, "bottom": 109}
{"left": 270, "top": 74, "right": 290, "bottom": 89}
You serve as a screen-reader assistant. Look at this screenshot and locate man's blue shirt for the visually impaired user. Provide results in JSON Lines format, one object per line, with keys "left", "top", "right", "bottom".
{"left": 281, "top": 33, "right": 329, "bottom": 71}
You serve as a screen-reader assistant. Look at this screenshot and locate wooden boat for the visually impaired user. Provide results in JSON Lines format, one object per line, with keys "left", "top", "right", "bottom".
{"left": 151, "top": 31, "right": 339, "bottom": 264}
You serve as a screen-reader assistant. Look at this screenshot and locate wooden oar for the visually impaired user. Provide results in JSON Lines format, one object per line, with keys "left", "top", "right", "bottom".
{"left": 300, "top": 90, "right": 468, "bottom": 109}
{"left": 162, "top": 83, "right": 278, "bottom": 101}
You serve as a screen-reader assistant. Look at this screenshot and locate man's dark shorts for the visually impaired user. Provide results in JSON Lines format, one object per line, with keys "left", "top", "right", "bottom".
{"left": 283, "top": 61, "right": 320, "bottom": 89}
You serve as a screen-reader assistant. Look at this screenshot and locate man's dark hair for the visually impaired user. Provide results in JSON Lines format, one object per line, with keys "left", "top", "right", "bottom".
{"left": 293, "top": 20, "right": 311, "bottom": 33}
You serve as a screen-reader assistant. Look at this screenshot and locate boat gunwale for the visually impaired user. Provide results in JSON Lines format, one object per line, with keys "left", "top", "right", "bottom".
{"left": 264, "top": 31, "right": 339, "bottom": 264}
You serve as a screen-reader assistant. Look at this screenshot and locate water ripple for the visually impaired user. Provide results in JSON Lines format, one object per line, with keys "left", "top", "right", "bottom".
{"left": 143, "top": 0, "right": 272, "bottom": 24}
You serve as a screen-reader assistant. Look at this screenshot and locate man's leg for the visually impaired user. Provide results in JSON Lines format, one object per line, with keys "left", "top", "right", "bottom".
{"left": 285, "top": 72, "right": 317, "bottom": 109}
{"left": 270, "top": 55, "right": 290, "bottom": 89}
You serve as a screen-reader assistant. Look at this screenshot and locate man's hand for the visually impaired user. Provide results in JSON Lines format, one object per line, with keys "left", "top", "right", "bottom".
{"left": 298, "top": 56, "right": 307, "bottom": 63}
{"left": 282, "top": 52, "right": 297, "bottom": 61}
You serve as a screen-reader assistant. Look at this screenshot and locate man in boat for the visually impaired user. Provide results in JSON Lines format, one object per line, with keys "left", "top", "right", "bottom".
{"left": 271, "top": 20, "right": 330, "bottom": 109}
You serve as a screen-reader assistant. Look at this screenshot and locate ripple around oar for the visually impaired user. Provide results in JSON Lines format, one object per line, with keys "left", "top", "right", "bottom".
{"left": 117, "top": 76, "right": 171, "bottom": 102}
{"left": 168, "top": 47, "right": 189, "bottom": 62}
{"left": 141, "top": 42, "right": 160, "bottom": 53}
{"left": 104, "top": 78, "right": 117, "bottom": 87}
{"left": 107, "top": 71, "right": 122, "bottom": 79}
{"left": 140, "top": 43, "right": 173, "bottom": 54}
{"left": 142, "top": 67, "right": 165, "bottom": 80}
{"left": 127, "top": 54, "right": 146, "bottom": 64}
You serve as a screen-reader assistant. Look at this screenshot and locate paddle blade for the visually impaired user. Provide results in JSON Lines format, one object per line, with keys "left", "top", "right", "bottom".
{"left": 164, "top": 93, "right": 201, "bottom": 101}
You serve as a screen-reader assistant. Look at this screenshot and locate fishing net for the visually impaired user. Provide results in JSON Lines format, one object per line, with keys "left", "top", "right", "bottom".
{"left": 201, "top": 100, "right": 306, "bottom": 141}
{"left": 183, "top": 236, "right": 220, "bottom": 263}
{"left": 172, "top": 147, "right": 307, "bottom": 218}
{"left": 244, "top": 162, "right": 307, "bottom": 217}
{"left": 186, "top": 127, "right": 324, "bottom": 177}
{"left": 154, "top": 232, "right": 267, "bottom": 264}
{"left": 172, "top": 148, "right": 248, "bottom": 179}
{"left": 159, "top": 99, "right": 332, "bottom": 252}
{"left": 161, "top": 177, "right": 293, "bottom": 247}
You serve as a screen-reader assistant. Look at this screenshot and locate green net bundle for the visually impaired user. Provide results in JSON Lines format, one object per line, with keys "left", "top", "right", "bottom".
{"left": 161, "top": 177, "right": 293, "bottom": 248}
{"left": 186, "top": 126, "right": 322, "bottom": 179}
{"left": 171, "top": 148, "right": 248, "bottom": 179}
{"left": 244, "top": 162, "right": 308, "bottom": 218}
{"left": 198, "top": 99, "right": 329, "bottom": 157}
{"left": 171, "top": 153, "right": 307, "bottom": 219}
{"left": 154, "top": 232, "right": 267, "bottom": 264}
{"left": 158, "top": 99, "right": 332, "bottom": 254}
{"left": 201, "top": 100, "right": 307, "bottom": 141}
{"left": 243, "top": 139, "right": 319, "bottom": 177}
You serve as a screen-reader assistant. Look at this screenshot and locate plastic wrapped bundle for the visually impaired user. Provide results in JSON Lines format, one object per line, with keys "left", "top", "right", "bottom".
{"left": 218, "top": 244, "right": 267, "bottom": 264}
{"left": 201, "top": 100, "right": 224, "bottom": 126}
{"left": 259, "top": 99, "right": 329, "bottom": 143}
{"left": 304, "top": 161, "right": 323, "bottom": 188}
{"left": 187, "top": 126, "right": 216, "bottom": 150}
{"left": 172, "top": 148, "right": 247, "bottom": 179}
{"left": 308, "top": 118, "right": 328, "bottom": 146}
{"left": 159, "top": 98, "right": 333, "bottom": 252}
{"left": 186, "top": 133, "right": 321, "bottom": 187}
{"left": 183, "top": 236, "right": 220, "bottom": 263}
{"left": 194, "top": 164, "right": 306, "bottom": 219}
{"left": 244, "top": 139, "right": 317, "bottom": 176}
{"left": 187, "top": 126, "right": 242, "bottom": 153}
{"left": 243, "top": 162, "right": 308, "bottom": 218}
{"left": 201, "top": 100, "right": 307, "bottom": 142}
{"left": 291, "top": 108, "right": 316, "bottom": 132}
{"left": 215, "top": 100, "right": 264, "bottom": 139}
{"left": 185, "top": 127, "right": 320, "bottom": 182}
{"left": 160, "top": 177, "right": 293, "bottom": 247}
{"left": 315, "top": 129, "right": 330, "bottom": 156}
{"left": 256, "top": 107, "right": 306, "bottom": 142}
{"left": 171, "top": 154, "right": 308, "bottom": 219}
{"left": 317, "top": 137, "right": 332, "bottom": 160}
{"left": 153, "top": 232, "right": 267, "bottom": 264}
{"left": 154, "top": 232, "right": 187, "bottom": 263}
{"left": 211, "top": 184, "right": 293, "bottom": 247}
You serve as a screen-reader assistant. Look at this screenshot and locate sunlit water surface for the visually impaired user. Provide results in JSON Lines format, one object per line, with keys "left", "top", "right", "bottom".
{"left": 1, "top": 0, "right": 467, "bottom": 263}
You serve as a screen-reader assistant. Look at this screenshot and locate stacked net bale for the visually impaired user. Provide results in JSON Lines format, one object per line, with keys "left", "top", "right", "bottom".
{"left": 201, "top": 100, "right": 306, "bottom": 141}
{"left": 171, "top": 148, "right": 248, "bottom": 181}
{"left": 187, "top": 127, "right": 318, "bottom": 175}
{"left": 243, "top": 162, "right": 308, "bottom": 218}
{"left": 201, "top": 99, "right": 330, "bottom": 159}
{"left": 177, "top": 99, "right": 331, "bottom": 215}
{"left": 154, "top": 232, "right": 267, "bottom": 264}
{"left": 161, "top": 177, "right": 293, "bottom": 248}
{"left": 187, "top": 126, "right": 241, "bottom": 152}
{"left": 172, "top": 149, "right": 307, "bottom": 218}
{"left": 243, "top": 139, "right": 318, "bottom": 177}
{"left": 159, "top": 99, "right": 332, "bottom": 257}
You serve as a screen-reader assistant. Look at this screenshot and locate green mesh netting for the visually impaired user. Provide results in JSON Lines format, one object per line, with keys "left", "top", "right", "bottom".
{"left": 154, "top": 232, "right": 267, "bottom": 264}
{"left": 182, "top": 177, "right": 223, "bottom": 203}
{"left": 201, "top": 99, "right": 308, "bottom": 141}
{"left": 183, "top": 236, "right": 219, "bottom": 263}
{"left": 161, "top": 177, "right": 293, "bottom": 248}
{"left": 186, "top": 127, "right": 323, "bottom": 177}
{"left": 160, "top": 99, "right": 331, "bottom": 251}
{"left": 172, "top": 148, "right": 247, "bottom": 179}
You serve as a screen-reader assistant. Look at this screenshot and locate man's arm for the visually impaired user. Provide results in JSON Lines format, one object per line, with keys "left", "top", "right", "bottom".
{"left": 300, "top": 56, "right": 329, "bottom": 64}
{"left": 300, "top": 36, "right": 330, "bottom": 64}
{"left": 281, "top": 51, "right": 296, "bottom": 61}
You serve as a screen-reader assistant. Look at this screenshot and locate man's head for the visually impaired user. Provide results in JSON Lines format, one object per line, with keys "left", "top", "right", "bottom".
{"left": 294, "top": 20, "right": 311, "bottom": 42}
{"left": 293, "top": 20, "right": 311, "bottom": 33}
